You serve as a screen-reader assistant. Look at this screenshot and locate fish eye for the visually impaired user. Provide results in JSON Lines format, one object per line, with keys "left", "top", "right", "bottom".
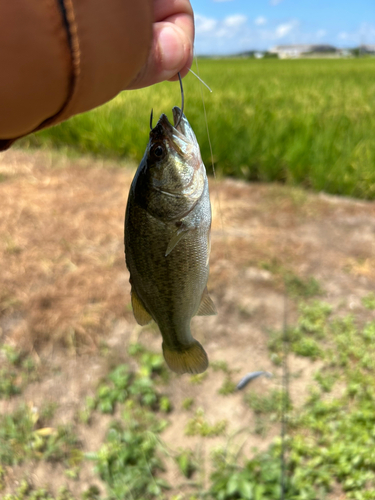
{"left": 154, "top": 146, "right": 164, "bottom": 157}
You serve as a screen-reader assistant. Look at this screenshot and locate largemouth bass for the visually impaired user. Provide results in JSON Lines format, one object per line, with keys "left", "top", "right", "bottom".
{"left": 124, "top": 106, "right": 216, "bottom": 374}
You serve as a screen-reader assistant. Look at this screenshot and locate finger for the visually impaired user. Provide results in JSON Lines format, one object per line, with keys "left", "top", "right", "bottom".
{"left": 153, "top": 0, "right": 194, "bottom": 24}
{"left": 126, "top": 11, "right": 194, "bottom": 90}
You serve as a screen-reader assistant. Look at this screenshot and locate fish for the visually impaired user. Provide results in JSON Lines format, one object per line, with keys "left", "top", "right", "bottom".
{"left": 124, "top": 106, "right": 216, "bottom": 375}
{"left": 236, "top": 371, "right": 273, "bottom": 391}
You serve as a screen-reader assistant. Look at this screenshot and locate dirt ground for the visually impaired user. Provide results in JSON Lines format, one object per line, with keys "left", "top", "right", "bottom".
{"left": 1, "top": 149, "right": 375, "bottom": 497}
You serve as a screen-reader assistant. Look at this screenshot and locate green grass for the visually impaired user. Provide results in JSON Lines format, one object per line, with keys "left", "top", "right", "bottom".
{"left": 0, "top": 345, "right": 37, "bottom": 398}
{"left": 185, "top": 408, "right": 227, "bottom": 437}
{"left": 0, "top": 404, "right": 81, "bottom": 468}
{"left": 19, "top": 58, "right": 375, "bottom": 199}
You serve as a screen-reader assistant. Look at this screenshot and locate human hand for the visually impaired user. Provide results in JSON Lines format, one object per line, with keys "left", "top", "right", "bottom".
{"left": 126, "top": 0, "right": 194, "bottom": 90}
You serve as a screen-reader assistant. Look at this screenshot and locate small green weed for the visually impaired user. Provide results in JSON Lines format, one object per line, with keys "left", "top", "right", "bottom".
{"left": 314, "top": 369, "right": 337, "bottom": 392}
{"left": 268, "top": 300, "right": 332, "bottom": 361}
{"left": 3, "top": 481, "right": 76, "bottom": 500}
{"left": 211, "top": 360, "right": 230, "bottom": 373}
{"left": 90, "top": 353, "right": 170, "bottom": 415}
{"left": 185, "top": 408, "right": 227, "bottom": 437}
{"left": 285, "top": 274, "right": 322, "bottom": 299}
{"left": 0, "top": 404, "right": 81, "bottom": 468}
{"left": 176, "top": 449, "right": 197, "bottom": 479}
{"left": 218, "top": 377, "right": 236, "bottom": 395}
{"left": 362, "top": 292, "right": 375, "bottom": 310}
{"left": 88, "top": 407, "right": 169, "bottom": 500}
{"left": 260, "top": 261, "right": 322, "bottom": 298}
{"left": 245, "top": 389, "right": 287, "bottom": 417}
{"left": 0, "top": 346, "right": 37, "bottom": 399}
{"left": 189, "top": 372, "right": 208, "bottom": 385}
{"left": 182, "top": 397, "right": 194, "bottom": 410}
{"left": 210, "top": 443, "right": 300, "bottom": 500}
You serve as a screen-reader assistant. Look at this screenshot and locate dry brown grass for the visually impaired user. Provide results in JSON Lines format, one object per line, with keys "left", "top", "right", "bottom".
{"left": 0, "top": 151, "right": 135, "bottom": 354}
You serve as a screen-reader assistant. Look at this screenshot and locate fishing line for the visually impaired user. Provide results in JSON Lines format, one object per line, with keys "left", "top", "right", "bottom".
{"left": 192, "top": 56, "right": 228, "bottom": 262}
{"left": 188, "top": 68, "right": 212, "bottom": 93}
{"left": 280, "top": 287, "right": 290, "bottom": 499}
{"left": 193, "top": 55, "right": 215, "bottom": 180}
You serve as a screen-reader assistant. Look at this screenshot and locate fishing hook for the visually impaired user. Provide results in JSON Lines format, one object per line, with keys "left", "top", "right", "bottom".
{"left": 174, "top": 72, "right": 184, "bottom": 129}
{"left": 149, "top": 72, "right": 184, "bottom": 131}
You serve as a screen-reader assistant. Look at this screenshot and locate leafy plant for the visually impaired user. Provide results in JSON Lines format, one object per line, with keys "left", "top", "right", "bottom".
{"left": 218, "top": 377, "right": 236, "bottom": 396}
{"left": 185, "top": 408, "right": 227, "bottom": 437}
{"left": 182, "top": 397, "right": 194, "bottom": 410}
{"left": 88, "top": 408, "right": 169, "bottom": 500}
{"left": 0, "top": 345, "right": 37, "bottom": 399}
{"left": 362, "top": 292, "right": 375, "bottom": 310}
{"left": 176, "top": 449, "right": 197, "bottom": 479}
{"left": 268, "top": 300, "right": 332, "bottom": 361}
{"left": 0, "top": 404, "right": 81, "bottom": 468}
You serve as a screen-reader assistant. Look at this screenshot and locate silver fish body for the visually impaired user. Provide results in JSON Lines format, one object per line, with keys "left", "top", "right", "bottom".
{"left": 125, "top": 107, "right": 216, "bottom": 374}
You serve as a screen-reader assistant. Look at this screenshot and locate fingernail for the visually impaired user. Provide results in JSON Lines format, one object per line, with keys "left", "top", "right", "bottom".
{"left": 159, "top": 26, "right": 185, "bottom": 73}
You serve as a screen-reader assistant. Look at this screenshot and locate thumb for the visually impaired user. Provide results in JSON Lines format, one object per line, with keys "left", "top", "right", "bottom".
{"left": 126, "top": 17, "right": 194, "bottom": 89}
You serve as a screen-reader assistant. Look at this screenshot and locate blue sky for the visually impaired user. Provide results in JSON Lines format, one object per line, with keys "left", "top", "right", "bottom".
{"left": 189, "top": 0, "right": 375, "bottom": 54}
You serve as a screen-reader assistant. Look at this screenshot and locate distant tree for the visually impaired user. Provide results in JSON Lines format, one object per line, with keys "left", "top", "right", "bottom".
{"left": 351, "top": 48, "right": 361, "bottom": 57}
{"left": 263, "top": 52, "right": 278, "bottom": 59}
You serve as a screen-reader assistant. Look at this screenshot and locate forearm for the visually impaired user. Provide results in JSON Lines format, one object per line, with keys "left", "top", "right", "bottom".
{"left": 0, "top": 0, "right": 153, "bottom": 146}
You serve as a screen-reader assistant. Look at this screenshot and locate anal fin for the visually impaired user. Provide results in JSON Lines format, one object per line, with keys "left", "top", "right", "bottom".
{"left": 131, "top": 288, "right": 152, "bottom": 326}
{"left": 196, "top": 287, "right": 217, "bottom": 316}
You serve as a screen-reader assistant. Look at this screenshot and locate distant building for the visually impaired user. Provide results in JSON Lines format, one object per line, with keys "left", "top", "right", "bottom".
{"left": 361, "top": 45, "right": 375, "bottom": 54}
{"left": 269, "top": 44, "right": 337, "bottom": 59}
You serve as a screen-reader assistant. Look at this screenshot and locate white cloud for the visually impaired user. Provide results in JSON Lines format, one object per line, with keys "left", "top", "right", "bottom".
{"left": 275, "top": 20, "right": 299, "bottom": 38}
{"left": 194, "top": 13, "right": 248, "bottom": 42}
{"left": 195, "top": 14, "right": 217, "bottom": 35}
{"left": 316, "top": 29, "right": 327, "bottom": 39}
{"left": 359, "top": 22, "right": 375, "bottom": 38}
{"left": 255, "top": 16, "right": 267, "bottom": 26}
{"left": 338, "top": 32, "right": 349, "bottom": 40}
{"left": 270, "top": 0, "right": 283, "bottom": 5}
{"left": 336, "top": 23, "right": 375, "bottom": 44}
{"left": 224, "top": 14, "right": 247, "bottom": 28}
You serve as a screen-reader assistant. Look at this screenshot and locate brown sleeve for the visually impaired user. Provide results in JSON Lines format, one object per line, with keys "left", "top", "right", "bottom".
{"left": 0, "top": 0, "right": 153, "bottom": 150}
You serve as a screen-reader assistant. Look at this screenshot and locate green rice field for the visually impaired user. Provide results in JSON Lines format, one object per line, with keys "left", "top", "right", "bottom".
{"left": 20, "top": 58, "right": 375, "bottom": 199}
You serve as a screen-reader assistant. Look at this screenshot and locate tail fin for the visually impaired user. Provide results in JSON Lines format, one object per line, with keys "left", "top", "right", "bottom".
{"left": 162, "top": 340, "right": 208, "bottom": 375}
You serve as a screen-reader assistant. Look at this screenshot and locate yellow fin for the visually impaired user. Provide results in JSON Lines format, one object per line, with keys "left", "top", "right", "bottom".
{"left": 196, "top": 287, "right": 217, "bottom": 316}
{"left": 162, "top": 340, "right": 208, "bottom": 374}
{"left": 131, "top": 289, "right": 152, "bottom": 326}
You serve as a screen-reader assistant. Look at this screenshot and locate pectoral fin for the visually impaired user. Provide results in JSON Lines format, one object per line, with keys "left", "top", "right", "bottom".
{"left": 131, "top": 289, "right": 152, "bottom": 325}
{"left": 165, "top": 229, "right": 186, "bottom": 257}
{"left": 196, "top": 287, "right": 217, "bottom": 316}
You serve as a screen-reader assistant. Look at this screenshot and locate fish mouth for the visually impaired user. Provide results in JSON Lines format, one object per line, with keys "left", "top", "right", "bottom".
{"left": 152, "top": 108, "right": 190, "bottom": 145}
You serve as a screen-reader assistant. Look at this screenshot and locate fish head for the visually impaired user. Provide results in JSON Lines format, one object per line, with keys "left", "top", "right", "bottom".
{"left": 133, "top": 108, "right": 206, "bottom": 220}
